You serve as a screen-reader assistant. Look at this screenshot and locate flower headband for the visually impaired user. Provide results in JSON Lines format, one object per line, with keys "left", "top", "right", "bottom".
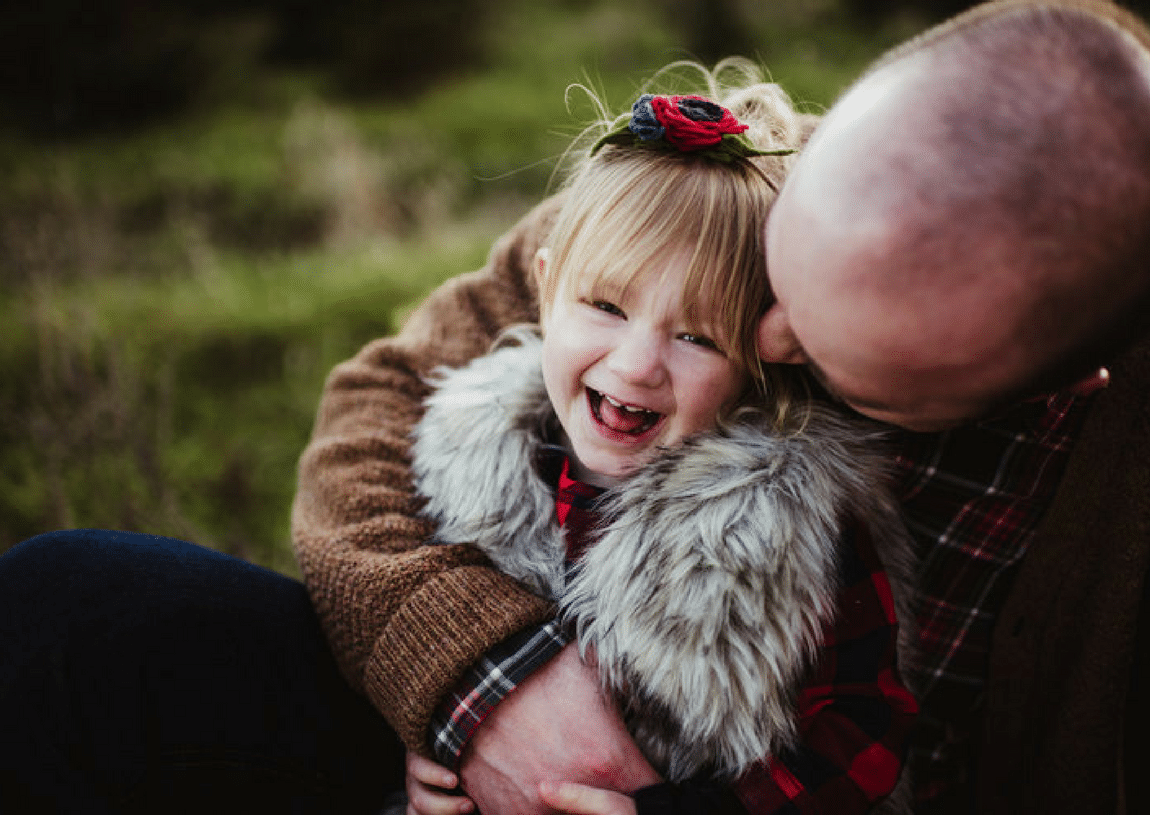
{"left": 591, "top": 94, "right": 795, "bottom": 163}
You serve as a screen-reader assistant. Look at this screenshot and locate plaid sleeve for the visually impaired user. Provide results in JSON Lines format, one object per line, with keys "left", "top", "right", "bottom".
{"left": 732, "top": 520, "right": 918, "bottom": 815}
{"left": 429, "top": 618, "right": 569, "bottom": 769}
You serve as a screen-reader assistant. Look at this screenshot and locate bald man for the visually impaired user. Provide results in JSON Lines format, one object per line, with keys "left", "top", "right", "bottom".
{"left": 761, "top": 0, "right": 1150, "bottom": 431}
{"left": 286, "top": 3, "right": 1150, "bottom": 814}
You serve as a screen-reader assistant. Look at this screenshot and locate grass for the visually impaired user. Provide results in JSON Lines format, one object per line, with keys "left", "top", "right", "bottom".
{"left": 0, "top": 0, "right": 927, "bottom": 572}
{"left": 2, "top": 229, "right": 496, "bottom": 572}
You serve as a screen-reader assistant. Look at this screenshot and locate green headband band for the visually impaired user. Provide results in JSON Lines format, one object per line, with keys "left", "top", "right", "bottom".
{"left": 591, "top": 94, "right": 796, "bottom": 164}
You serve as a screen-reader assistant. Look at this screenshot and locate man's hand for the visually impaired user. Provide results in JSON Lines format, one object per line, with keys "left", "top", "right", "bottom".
{"left": 459, "top": 643, "right": 660, "bottom": 815}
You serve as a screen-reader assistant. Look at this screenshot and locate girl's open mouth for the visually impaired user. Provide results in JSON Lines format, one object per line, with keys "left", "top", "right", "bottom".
{"left": 587, "top": 388, "right": 663, "bottom": 437}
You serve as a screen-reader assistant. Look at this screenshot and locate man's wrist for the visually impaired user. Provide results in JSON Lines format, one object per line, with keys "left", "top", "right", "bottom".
{"left": 429, "top": 618, "right": 569, "bottom": 767}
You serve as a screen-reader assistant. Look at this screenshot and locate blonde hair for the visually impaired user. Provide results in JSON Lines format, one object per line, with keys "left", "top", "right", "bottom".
{"left": 539, "top": 59, "right": 811, "bottom": 428}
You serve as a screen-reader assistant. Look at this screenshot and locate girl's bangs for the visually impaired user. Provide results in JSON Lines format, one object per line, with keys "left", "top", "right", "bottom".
{"left": 548, "top": 153, "right": 771, "bottom": 372}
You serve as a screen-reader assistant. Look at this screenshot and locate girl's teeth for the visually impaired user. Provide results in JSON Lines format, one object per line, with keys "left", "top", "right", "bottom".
{"left": 605, "top": 394, "right": 644, "bottom": 413}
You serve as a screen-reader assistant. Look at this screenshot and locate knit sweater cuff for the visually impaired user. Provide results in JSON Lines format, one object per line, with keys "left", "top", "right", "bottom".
{"left": 363, "top": 563, "right": 554, "bottom": 751}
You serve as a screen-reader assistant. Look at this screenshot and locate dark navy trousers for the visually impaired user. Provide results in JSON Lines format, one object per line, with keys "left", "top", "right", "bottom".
{"left": 0, "top": 530, "right": 404, "bottom": 814}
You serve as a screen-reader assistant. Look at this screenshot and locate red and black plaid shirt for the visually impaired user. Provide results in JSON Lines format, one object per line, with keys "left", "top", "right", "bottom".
{"left": 433, "top": 453, "right": 917, "bottom": 814}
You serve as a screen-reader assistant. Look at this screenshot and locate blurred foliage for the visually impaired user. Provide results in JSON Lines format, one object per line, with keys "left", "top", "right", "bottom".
{"left": 0, "top": 0, "right": 950, "bottom": 571}
{"left": 8, "top": 0, "right": 1150, "bottom": 137}
{"left": 2, "top": 0, "right": 496, "bottom": 137}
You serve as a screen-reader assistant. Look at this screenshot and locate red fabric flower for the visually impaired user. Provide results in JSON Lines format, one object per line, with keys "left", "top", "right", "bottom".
{"left": 650, "top": 95, "right": 749, "bottom": 151}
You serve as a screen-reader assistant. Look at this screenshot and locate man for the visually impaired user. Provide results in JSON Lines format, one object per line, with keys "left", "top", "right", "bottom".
{"left": 292, "top": 1, "right": 1150, "bottom": 813}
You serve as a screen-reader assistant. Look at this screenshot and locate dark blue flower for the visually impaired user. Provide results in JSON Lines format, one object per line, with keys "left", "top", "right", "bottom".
{"left": 676, "top": 96, "right": 724, "bottom": 123}
{"left": 628, "top": 94, "right": 665, "bottom": 141}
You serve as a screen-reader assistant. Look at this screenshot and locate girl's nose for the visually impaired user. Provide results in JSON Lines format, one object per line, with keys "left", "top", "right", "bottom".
{"left": 608, "top": 328, "right": 667, "bottom": 388}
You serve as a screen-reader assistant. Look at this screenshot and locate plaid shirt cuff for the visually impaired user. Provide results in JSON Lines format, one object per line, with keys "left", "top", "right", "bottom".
{"left": 430, "top": 618, "right": 569, "bottom": 768}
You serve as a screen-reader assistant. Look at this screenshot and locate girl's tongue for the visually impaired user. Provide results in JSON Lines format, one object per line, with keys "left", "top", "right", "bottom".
{"left": 591, "top": 390, "right": 660, "bottom": 435}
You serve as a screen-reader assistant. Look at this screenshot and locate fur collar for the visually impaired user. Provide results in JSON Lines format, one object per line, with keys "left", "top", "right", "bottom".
{"left": 411, "top": 329, "right": 914, "bottom": 783}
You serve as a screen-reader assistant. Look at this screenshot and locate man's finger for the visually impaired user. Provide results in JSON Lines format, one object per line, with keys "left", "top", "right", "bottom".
{"left": 539, "top": 780, "right": 634, "bottom": 815}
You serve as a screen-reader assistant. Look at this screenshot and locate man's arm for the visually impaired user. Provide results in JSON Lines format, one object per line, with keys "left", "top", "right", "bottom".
{"left": 291, "top": 195, "right": 561, "bottom": 749}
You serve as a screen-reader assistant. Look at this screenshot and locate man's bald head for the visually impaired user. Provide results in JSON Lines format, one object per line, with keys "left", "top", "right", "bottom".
{"left": 763, "top": 0, "right": 1150, "bottom": 430}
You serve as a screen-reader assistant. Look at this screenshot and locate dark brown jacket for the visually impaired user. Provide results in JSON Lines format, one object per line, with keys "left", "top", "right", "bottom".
{"left": 974, "top": 334, "right": 1150, "bottom": 814}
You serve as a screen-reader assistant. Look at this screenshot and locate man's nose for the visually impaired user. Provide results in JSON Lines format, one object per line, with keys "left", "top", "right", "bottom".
{"left": 756, "top": 304, "right": 806, "bottom": 364}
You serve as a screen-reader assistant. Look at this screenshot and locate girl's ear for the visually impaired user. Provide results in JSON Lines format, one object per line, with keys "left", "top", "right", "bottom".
{"left": 533, "top": 247, "right": 550, "bottom": 290}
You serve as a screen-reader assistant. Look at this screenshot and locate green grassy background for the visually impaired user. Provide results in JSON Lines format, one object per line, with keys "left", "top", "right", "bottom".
{"left": 1, "top": 0, "right": 933, "bottom": 574}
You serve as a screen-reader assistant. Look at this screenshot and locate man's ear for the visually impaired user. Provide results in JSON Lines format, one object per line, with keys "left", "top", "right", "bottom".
{"left": 1067, "top": 367, "right": 1110, "bottom": 397}
{"left": 757, "top": 304, "right": 806, "bottom": 364}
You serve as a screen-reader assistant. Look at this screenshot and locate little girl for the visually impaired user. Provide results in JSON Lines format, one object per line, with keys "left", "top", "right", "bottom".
{"left": 407, "top": 61, "right": 916, "bottom": 815}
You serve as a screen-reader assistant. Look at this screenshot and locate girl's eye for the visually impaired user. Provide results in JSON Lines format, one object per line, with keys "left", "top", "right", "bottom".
{"left": 679, "top": 332, "right": 721, "bottom": 352}
{"left": 591, "top": 300, "right": 625, "bottom": 318}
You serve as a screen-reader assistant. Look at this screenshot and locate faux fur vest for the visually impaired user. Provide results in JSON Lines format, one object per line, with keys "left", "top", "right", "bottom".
{"left": 411, "top": 330, "right": 915, "bottom": 783}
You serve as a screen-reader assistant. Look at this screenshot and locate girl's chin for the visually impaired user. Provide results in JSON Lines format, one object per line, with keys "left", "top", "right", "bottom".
{"left": 567, "top": 452, "right": 644, "bottom": 488}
